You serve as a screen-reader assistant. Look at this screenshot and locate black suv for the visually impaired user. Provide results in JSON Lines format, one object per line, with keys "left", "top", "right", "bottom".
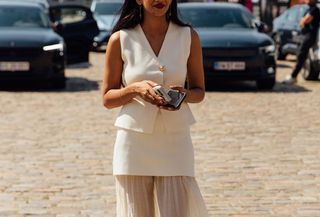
{"left": 0, "top": 0, "right": 99, "bottom": 88}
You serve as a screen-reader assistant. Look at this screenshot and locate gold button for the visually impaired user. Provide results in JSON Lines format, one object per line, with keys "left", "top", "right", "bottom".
{"left": 159, "top": 65, "right": 165, "bottom": 72}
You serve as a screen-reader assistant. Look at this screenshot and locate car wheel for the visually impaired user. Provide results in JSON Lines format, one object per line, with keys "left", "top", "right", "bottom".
{"left": 256, "top": 77, "right": 275, "bottom": 90}
{"left": 303, "top": 57, "right": 319, "bottom": 81}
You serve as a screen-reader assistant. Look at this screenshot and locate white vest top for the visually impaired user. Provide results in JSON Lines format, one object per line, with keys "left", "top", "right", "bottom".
{"left": 115, "top": 22, "right": 196, "bottom": 133}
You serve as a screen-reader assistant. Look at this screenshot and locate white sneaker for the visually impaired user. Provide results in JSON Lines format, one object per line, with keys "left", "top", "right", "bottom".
{"left": 282, "top": 75, "right": 297, "bottom": 85}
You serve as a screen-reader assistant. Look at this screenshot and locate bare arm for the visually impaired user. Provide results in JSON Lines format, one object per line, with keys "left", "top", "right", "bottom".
{"left": 102, "top": 32, "right": 164, "bottom": 109}
{"left": 300, "top": 13, "right": 314, "bottom": 27}
{"left": 185, "top": 29, "right": 205, "bottom": 103}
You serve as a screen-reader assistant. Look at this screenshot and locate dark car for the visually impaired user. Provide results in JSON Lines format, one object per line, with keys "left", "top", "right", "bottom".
{"left": 273, "top": 4, "right": 320, "bottom": 80}
{"left": 178, "top": 3, "right": 277, "bottom": 90}
{"left": 0, "top": 0, "right": 100, "bottom": 88}
{"left": 0, "top": 0, "right": 66, "bottom": 87}
{"left": 90, "top": 0, "right": 122, "bottom": 50}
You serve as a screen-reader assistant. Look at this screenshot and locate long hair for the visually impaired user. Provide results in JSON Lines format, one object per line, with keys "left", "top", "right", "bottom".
{"left": 112, "top": 0, "right": 189, "bottom": 33}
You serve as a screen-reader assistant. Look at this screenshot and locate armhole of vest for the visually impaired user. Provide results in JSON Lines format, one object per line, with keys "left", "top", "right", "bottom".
{"left": 119, "top": 30, "right": 125, "bottom": 62}
{"left": 186, "top": 27, "right": 192, "bottom": 60}
{"left": 119, "top": 30, "right": 127, "bottom": 87}
{"left": 185, "top": 27, "right": 192, "bottom": 89}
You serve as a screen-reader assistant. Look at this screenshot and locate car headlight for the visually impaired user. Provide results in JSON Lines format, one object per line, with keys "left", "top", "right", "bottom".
{"left": 43, "top": 42, "right": 64, "bottom": 51}
{"left": 259, "top": 44, "right": 276, "bottom": 55}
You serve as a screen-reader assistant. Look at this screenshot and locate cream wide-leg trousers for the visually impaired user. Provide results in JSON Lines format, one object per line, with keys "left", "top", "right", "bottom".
{"left": 115, "top": 176, "right": 208, "bottom": 217}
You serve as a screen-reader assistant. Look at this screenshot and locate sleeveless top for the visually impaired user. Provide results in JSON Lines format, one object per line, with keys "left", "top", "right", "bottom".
{"left": 114, "top": 22, "right": 196, "bottom": 133}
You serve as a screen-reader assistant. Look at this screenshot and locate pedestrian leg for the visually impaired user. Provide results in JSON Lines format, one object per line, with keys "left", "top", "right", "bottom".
{"left": 291, "top": 37, "right": 316, "bottom": 78}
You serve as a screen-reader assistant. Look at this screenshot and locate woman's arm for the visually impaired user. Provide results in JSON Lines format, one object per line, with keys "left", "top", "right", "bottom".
{"left": 185, "top": 28, "right": 205, "bottom": 103}
{"left": 102, "top": 32, "right": 164, "bottom": 109}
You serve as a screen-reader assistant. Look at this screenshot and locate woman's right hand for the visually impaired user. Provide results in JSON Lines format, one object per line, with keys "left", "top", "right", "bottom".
{"left": 133, "top": 80, "right": 166, "bottom": 105}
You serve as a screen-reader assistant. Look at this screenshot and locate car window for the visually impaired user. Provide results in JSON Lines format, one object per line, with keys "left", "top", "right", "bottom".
{"left": 51, "top": 8, "right": 87, "bottom": 25}
{"left": 286, "top": 6, "right": 300, "bottom": 23}
{"left": 93, "top": 2, "right": 122, "bottom": 15}
{"left": 179, "top": 7, "right": 253, "bottom": 28}
{"left": 277, "top": 10, "right": 287, "bottom": 22}
{"left": 297, "top": 6, "right": 308, "bottom": 19}
{"left": 0, "top": 6, "right": 49, "bottom": 28}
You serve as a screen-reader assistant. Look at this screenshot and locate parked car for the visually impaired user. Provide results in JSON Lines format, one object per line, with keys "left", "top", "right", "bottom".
{"left": 90, "top": 0, "right": 122, "bottom": 50}
{"left": 0, "top": 0, "right": 66, "bottom": 88}
{"left": 0, "top": 0, "right": 100, "bottom": 88}
{"left": 272, "top": 4, "right": 320, "bottom": 80}
{"left": 178, "top": 2, "right": 277, "bottom": 90}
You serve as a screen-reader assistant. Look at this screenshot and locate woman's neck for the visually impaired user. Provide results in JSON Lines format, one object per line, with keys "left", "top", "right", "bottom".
{"left": 141, "top": 15, "right": 169, "bottom": 34}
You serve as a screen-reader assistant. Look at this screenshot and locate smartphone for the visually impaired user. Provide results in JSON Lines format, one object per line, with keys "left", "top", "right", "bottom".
{"left": 166, "top": 89, "right": 187, "bottom": 108}
{"left": 153, "top": 85, "right": 186, "bottom": 109}
{"left": 153, "top": 85, "right": 172, "bottom": 102}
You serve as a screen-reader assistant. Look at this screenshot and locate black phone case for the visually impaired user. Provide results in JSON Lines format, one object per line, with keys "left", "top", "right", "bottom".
{"left": 166, "top": 90, "right": 187, "bottom": 108}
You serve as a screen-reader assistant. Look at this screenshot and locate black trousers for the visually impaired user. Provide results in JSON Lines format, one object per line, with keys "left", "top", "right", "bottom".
{"left": 291, "top": 34, "right": 317, "bottom": 78}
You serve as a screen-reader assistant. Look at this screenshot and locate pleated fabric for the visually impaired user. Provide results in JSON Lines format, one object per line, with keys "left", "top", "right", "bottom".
{"left": 115, "top": 176, "right": 208, "bottom": 217}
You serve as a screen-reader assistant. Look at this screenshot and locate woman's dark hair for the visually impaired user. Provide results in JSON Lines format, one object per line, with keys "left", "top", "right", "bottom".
{"left": 112, "top": 0, "right": 190, "bottom": 33}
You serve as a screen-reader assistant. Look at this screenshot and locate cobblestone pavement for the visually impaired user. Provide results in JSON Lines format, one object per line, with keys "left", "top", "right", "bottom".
{"left": 0, "top": 53, "right": 319, "bottom": 217}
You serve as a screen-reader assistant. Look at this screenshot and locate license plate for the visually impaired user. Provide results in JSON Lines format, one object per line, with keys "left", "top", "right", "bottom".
{"left": 0, "top": 62, "right": 30, "bottom": 71}
{"left": 214, "top": 61, "right": 246, "bottom": 71}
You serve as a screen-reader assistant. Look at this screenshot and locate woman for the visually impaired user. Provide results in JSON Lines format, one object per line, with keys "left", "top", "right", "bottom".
{"left": 102, "top": 0, "right": 208, "bottom": 216}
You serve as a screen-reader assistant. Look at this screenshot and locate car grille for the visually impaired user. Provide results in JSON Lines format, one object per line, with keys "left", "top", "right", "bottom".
{"left": 203, "top": 48, "right": 258, "bottom": 58}
{"left": 0, "top": 48, "right": 42, "bottom": 58}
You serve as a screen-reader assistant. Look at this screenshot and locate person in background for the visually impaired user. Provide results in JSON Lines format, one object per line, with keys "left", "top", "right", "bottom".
{"left": 282, "top": 0, "right": 320, "bottom": 84}
{"left": 245, "top": 0, "right": 253, "bottom": 12}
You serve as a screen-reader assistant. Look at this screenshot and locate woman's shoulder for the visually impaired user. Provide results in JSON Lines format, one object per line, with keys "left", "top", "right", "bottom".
{"left": 171, "top": 23, "right": 198, "bottom": 41}
{"left": 172, "top": 22, "right": 195, "bottom": 37}
{"left": 190, "top": 28, "right": 199, "bottom": 41}
{"left": 108, "top": 31, "right": 121, "bottom": 46}
{"left": 119, "top": 25, "right": 140, "bottom": 34}
{"left": 171, "top": 22, "right": 191, "bottom": 31}
{"left": 113, "top": 25, "right": 140, "bottom": 41}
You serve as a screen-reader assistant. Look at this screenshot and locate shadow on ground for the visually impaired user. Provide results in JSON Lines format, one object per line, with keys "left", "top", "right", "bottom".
{"left": 205, "top": 81, "right": 311, "bottom": 93}
{"left": 0, "top": 77, "right": 99, "bottom": 92}
{"left": 66, "top": 62, "right": 92, "bottom": 69}
{"left": 277, "top": 62, "right": 293, "bottom": 69}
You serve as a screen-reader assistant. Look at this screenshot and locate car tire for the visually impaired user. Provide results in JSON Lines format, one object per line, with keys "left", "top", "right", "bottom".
{"left": 303, "top": 57, "right": 319, "bottom": 81}
{"left": 256, "top": 77, "right": 275, "bottom": 90}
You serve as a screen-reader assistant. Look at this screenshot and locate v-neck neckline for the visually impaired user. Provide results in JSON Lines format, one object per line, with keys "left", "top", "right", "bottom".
{"left": 138, "top": 22, "right": 171, "bottom": 60}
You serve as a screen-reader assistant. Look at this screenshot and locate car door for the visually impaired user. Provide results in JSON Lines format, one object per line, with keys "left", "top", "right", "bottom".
{"left": 49, "top": 5, "right": 99, "bottom": 64}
